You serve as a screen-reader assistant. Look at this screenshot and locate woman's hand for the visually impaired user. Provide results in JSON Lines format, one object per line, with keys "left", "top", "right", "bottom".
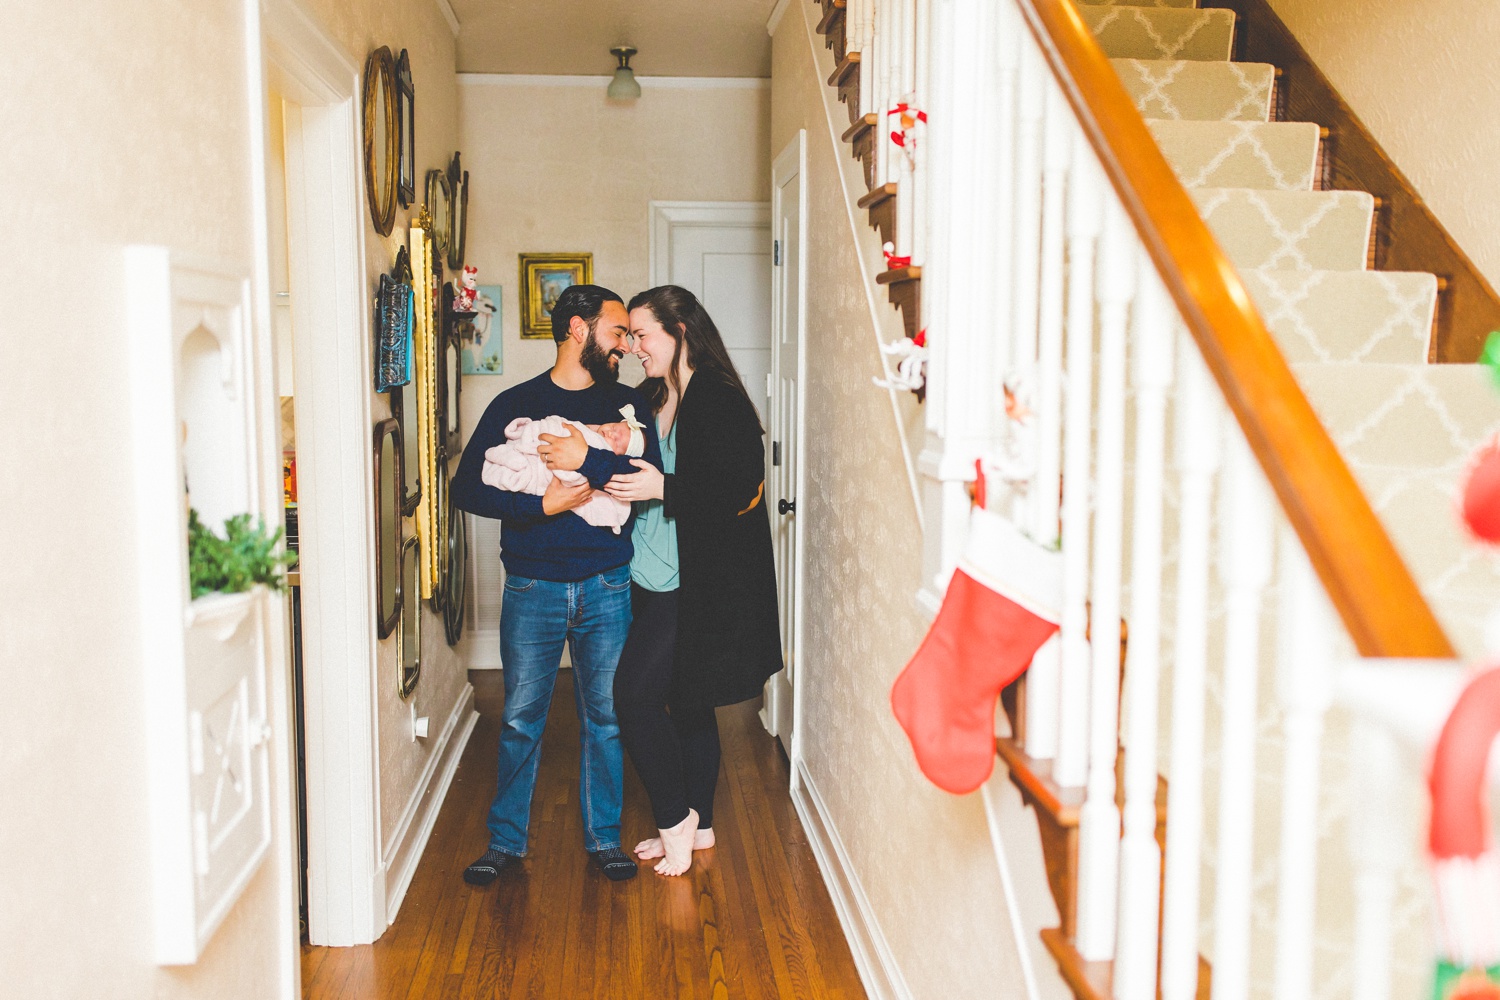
{"left": 537, "top": 424, "right": 588, "bottom": 471}
{"left": 604, "top": 459, "right": 665, "bottom": 502}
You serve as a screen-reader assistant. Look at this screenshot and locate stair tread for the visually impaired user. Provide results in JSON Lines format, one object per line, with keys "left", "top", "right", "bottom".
{"left": 1243, "top": 269, "right": 1436, "bottom": 364}
{"left": 1148, "top": 119, "right": 1320, "bottom": 190}
{"left": 1112, "top": 58, "right": 1276, "bottom": 121}
{"left": 1191, "top": 188, "right": 1374, "bottom": 271}
{"left": 1079, "top": 6, "right": 1235, "bottom": 62}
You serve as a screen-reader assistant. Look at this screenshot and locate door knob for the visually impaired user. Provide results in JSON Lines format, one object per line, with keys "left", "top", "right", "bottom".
{"left": 778, "top": 498, "right": 796, "bottom": 515}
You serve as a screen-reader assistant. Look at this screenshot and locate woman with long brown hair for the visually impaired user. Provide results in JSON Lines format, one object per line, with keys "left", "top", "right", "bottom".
{"left": 603, "top": 285, "right": 783, "bottom": 876}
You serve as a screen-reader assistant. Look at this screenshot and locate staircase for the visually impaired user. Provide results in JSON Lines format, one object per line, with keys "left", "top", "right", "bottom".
{"left": 803, "top": 0, "right": 1500, "bottom": 997}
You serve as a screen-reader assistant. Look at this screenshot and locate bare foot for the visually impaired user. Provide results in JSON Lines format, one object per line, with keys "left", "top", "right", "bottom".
{"left": 634, "top": 827, "right": 715, "bottom": 860}
{"left": 654, "top": 809, "right": 700, "bottom": 877}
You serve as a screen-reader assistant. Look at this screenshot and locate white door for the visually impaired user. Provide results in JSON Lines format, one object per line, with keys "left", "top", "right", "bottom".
{"left": 764, "top": 135, "right": 806, "bottom": 757}
{"left": 648, "top": 202, "right": 773, "bottom": 425}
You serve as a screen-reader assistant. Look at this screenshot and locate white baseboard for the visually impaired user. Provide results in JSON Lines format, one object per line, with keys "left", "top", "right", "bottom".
{"left": 792, "top": 762, "right": 915, "bottom": 1000}
{"left": 380, "top": 683, "right": 479, "bottom": 924}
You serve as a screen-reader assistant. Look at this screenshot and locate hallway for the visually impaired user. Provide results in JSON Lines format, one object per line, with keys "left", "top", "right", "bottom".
{"left": 302, "top": 671, "right": 866, "bottom": 999}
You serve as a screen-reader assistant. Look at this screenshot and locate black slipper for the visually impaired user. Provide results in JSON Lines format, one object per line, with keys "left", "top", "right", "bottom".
{"left": 463, "top": 848, "right": 518, "bottom": 885}
{"left": 590, "top": 847, "right": 638, "bottom": 881}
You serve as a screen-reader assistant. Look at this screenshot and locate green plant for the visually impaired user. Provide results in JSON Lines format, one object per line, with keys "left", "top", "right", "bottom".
{"left": 188, "top": 509, "right": 298, "bottom": 599}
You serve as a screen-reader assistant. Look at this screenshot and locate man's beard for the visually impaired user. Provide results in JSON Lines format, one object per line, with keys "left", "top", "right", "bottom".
{"left": 580, "top": 329, "right": 623, "bottom": 385}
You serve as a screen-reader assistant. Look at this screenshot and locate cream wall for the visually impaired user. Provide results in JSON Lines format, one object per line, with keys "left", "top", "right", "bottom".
{"left": 770, "top": 3, "right": 1041, "bottom": 998}
{"left": 1264, "top": 0, "right": 1500, "bottom": 288}
{"left": 2, "top": 0, "right": 463, "bottom": 996}
{"left": 455, "top": 78, "right": 770, "bottom": 422}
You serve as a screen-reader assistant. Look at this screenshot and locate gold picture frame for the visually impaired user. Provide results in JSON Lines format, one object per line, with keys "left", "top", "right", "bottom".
{"left": 519, "top": 253, "right": 593, "bottom": 339}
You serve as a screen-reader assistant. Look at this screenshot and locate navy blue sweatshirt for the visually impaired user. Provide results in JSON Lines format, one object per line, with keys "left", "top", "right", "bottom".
{"left": 452, "top": 371, "right": 662, "bottom": 582}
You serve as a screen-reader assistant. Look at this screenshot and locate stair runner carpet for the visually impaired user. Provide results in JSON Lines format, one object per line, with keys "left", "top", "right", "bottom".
{"left": 1081, "top": 0, "right": 1500, "bottom": 658}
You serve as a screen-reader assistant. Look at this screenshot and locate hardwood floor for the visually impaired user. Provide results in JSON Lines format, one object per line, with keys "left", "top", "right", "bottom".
{"left": 302, "top": 671, "right": 867, "bottom": 999}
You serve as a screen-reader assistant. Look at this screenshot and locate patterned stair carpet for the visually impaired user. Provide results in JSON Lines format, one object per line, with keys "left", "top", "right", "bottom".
{"left": 1082, "top": 0, "right": 1500, "bottom": 657}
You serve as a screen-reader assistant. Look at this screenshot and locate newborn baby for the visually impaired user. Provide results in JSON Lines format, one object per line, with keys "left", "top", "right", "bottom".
{"left": 482, "top": 405, "right": 646, "bottom": 533}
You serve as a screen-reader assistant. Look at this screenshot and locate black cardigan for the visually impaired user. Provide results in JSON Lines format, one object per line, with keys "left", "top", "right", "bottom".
{"left": 658, "top": 370, "right": 784, "bottom": 708}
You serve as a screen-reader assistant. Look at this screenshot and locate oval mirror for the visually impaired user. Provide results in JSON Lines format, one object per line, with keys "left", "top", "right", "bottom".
{"left": 389, "top": 378, "right": 420, "bottom": 516}
{"left": 430, "top": 460, "right": 449, "bottom": 616}
{"left": 361, "top": 47, "right": 398, "bottom": 237}
{"left": 397, "top": 535, "right": 422, "bottom": 699}
{"left": 374, "top": 419, "right": 402, "bottom": 638}
{"left": 447, "top": 154, "right": 468, "bottom": 270}
{"left": 444, "top": 481, "right": 467, "bottom": 646}
{"left": 425, "top": 168, "right": 452, "bottom": 262}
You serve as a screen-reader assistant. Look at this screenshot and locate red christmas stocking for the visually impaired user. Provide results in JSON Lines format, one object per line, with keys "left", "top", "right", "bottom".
{"left": 891, "top": 507, "right": 1062, "bottom": 794}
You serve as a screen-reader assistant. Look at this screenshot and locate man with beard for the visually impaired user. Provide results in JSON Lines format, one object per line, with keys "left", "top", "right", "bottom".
{"left": 452, "top": 284, "right": 661, "bottom": 885}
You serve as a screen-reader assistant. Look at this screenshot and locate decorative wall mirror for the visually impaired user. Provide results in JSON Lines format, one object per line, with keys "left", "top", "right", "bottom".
{"left": 446, "top": 153, "right": 468, "bottom": 270}
{"left": 429, "top": 460, "right": 449, "bottom": 616}
{"left": 424, "top": 168, "right": 452, "bottom": 262}
{"left": 361, "top": 46, "right": 398, "bottom": 237}
{"left": 395, "top": 49, "right": 415, "bottom": 209}
{"left": 443, "top": 484, "right": 467, "bottom": 646}
{"left": 388, "top": 381, "right": 421, "bottom": 516}
{"left": 396, "top": 535, "right": 422, "bottom": 699}
{"left": 436, "top": 283, "right": 462, "bottom": 457}
{"left": 373, "top": 419, "right": 402, "bottom": 639}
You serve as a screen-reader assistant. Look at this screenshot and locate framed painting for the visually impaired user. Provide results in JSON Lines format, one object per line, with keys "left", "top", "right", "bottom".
{"left": 461, "top": 284, "right": 503, "bottom": 375}
{"left": 519, "top": 253, "right": 592, "bottom": 340}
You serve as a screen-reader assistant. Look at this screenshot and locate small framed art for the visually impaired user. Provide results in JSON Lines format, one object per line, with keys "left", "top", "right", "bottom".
{"left": 519, "top": 253, "right": 592, "bottom": 339}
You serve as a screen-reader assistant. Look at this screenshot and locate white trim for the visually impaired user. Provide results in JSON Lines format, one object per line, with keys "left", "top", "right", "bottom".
{"left": 792, "top": 762, "right": 915, "bottom": 1000}
{"left": 243, "top": 0, "right": 299, "bottom": 992}
{"left": 767, "top": 0, "right": 793, "bottom": 36}
{"left": 647, "top": 201, "right": 772, "bottom": 288}
{"left": 459, "top": 628, "right": 503, "bottom": 669}
{"left": 795, "top": 0, "right": 923, "bottom": 527}
{"left": 263, "top": 0, "right": 385, "bottom": 948}
{"left": 458, "top": 73, "right": 770, "bottom": 90}
{"left": 434, "top": 0, "right": 460, "bottom": 38}
{"left": 382, "top": 685, "right": 479, "bottom": 923}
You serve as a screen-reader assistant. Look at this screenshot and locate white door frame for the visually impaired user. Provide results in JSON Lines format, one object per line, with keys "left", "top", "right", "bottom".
{"left": 767, "top": 132, "right": 809, "bottom": 783}
{"left": 647, "top": 201, "right": 772, "bottom": 288}
{"left": 261, "top": 0, "right": 384, "bottom": 948}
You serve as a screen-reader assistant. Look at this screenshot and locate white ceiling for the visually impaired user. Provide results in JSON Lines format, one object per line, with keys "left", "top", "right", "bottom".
{"left": 449, "top": 0, "right": 777, "bottom": 78}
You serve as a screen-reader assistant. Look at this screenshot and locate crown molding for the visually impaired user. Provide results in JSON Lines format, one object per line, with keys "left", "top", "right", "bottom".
{"left": 767, "top": 0, "right": 793, "bottom": 35}
{"left": 434, "top": 0, "right": 460, "bottom": 38}
{"left": 457, "top": 73, "right": 769, "bottom": 90}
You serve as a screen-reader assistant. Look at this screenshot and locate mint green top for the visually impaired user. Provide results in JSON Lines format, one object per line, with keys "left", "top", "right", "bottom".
{"left": 629, "top": 419, "right": 679, "bottom": 592}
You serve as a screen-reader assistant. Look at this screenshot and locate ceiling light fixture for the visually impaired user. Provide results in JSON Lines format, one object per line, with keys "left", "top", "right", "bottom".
{"left": 607, "top": 46, "right": 641, "bottom": 101}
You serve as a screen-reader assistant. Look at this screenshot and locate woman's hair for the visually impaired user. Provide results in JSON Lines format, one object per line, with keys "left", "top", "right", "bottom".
{"left": 627, "top": 285, "right": 760, "bottom": 427}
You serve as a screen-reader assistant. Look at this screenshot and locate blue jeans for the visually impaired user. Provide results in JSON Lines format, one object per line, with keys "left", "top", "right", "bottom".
{"left": 486, "top": 565, "right": 632, "bottom": 856}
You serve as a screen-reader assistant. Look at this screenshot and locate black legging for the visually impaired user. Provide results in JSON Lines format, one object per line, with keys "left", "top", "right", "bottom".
{"left": 614, "top": 585, "right": 721, "bottom": 830}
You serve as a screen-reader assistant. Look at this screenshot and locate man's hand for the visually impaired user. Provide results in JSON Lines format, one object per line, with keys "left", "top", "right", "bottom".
{"left": 538, "top": 424, "right": 589, "bottom": 472}
{"left": 541, "top": 475, "right": 594, "bottom": 516}
{"left": 603, "top": 459, "right": 665, "bottom": 502}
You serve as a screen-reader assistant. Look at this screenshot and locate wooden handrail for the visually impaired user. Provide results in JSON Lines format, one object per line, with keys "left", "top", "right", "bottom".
{"left": 1017, "top": 0, "right": 1454, "bottom": 658}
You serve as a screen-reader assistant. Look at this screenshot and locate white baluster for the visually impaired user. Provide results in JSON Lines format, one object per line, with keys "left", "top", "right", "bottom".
{"left": 911, "top": 0, "right": 932, "bottom": 267}
{"left": 856, "top": 0, "right": 874, "bottom": 119}
{"left": 1347, "top": 718, "right": 1403, "bottom": 1000}
{"left": 1210, "top": 429, "right": 1275, "bottom": 1000}
{"left": 1010, "top": 38, "right": 1045, "bottom": 392}
{"left": 1113, "top": 263, "right": 1176, "bottom": 998}
{"left": 920, "top": 0, "right": 951, "bottom": 437}
{"left": 1053, "top": 135, "right": 1102, "bottom": 790}
{"left": 1160, "top": 341, "right": 1221, "bottom": 1000}
{"left": 876, "top": 0, "right": 894, "bottom": 189}
{"left": 895, "top": 0, "right": 916, "bottom": 259}
{"left": 1074, "top": 200, "right": 1136, "bottom": 961}
{"left": 1271, "top": 530, "right": 1335, "bottom": 1000}
{"left": 1022, "top": 79, "right": 1072, "bottom": 763}
{"left": 986, "top": 2, "right": 1019, "bottom": 441}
